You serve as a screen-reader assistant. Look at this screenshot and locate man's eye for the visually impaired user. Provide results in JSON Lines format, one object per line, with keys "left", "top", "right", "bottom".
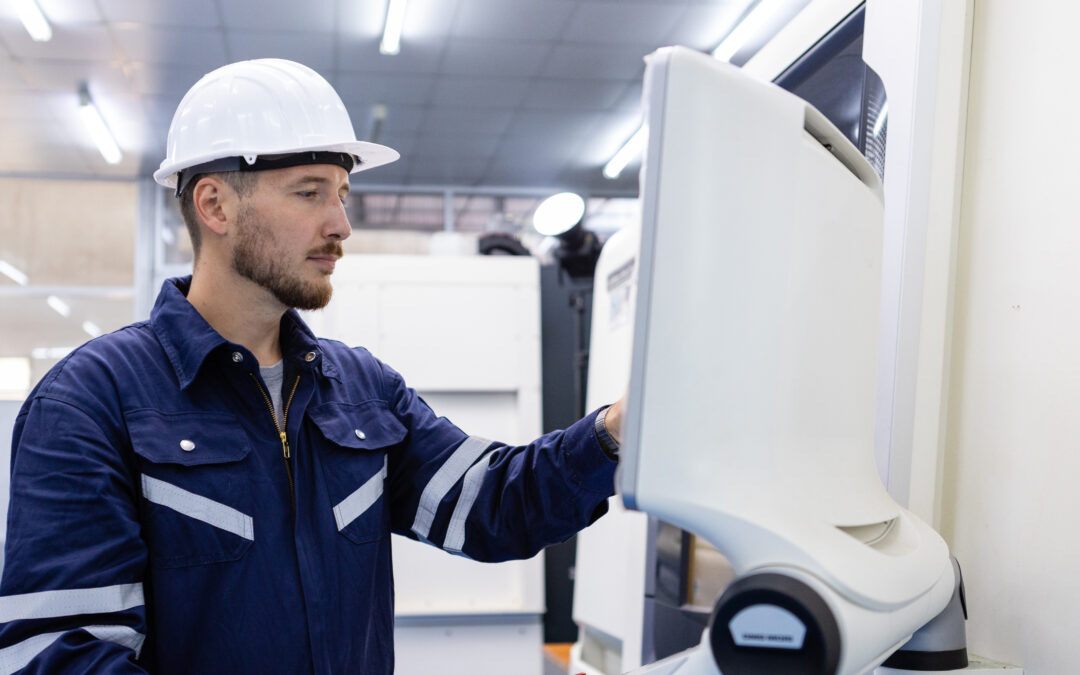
{"left": 298, "top": 191, "right": 318, "bottom": 198}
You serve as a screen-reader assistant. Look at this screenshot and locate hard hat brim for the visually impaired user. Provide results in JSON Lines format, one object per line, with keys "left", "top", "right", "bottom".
{"left": 153, "top": 140, "right": 400, "bottom": 189}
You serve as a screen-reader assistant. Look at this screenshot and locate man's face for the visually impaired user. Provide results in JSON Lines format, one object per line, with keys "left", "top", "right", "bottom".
{"left": 229, "top": 164, "right": 352, "bottom": 310}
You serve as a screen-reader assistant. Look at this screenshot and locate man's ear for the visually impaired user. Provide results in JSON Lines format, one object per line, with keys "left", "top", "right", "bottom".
{"left": 192, "top": 176, "right": 235, "bottom": 237}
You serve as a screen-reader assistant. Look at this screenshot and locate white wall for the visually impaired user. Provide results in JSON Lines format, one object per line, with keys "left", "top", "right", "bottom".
{"left": 940, "top": 2, "right": 1080, "bottom": 672}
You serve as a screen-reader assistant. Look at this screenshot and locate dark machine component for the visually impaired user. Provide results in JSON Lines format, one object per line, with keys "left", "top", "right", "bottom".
{"left": 882, "top": 557, "right": 969, "bottom": 670}
{"left": 708, "top": 573, "right": 841, "bottom": 675}
{"left": 478, "top": 231, "right": 531, "bottom": 256}
{"left": 550, "top": 222, "right": 604, "bottom": 279}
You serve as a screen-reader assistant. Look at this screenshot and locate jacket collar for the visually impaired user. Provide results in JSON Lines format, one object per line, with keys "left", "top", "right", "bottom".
{"left": 150, "top": 276, "right": 341, "bottom": 390}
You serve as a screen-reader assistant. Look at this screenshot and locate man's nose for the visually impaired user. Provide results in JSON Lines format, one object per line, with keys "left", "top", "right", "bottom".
{"left": 325, "top": 199, "right": 352, "bottom": 241}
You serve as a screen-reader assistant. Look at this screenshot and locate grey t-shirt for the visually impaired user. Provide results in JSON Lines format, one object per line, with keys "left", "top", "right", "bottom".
{"left": 259, "top": 360, "right": 285, "bottom": 429}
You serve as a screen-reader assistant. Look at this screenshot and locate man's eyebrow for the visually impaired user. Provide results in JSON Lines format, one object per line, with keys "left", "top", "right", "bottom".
{"left": 289, "top": 176, "right": 351, "bottom": 193}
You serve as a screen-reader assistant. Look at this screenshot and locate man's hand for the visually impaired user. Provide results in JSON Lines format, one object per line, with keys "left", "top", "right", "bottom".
{"left": 606, "top": 395, "right": 625, "bottom": 445}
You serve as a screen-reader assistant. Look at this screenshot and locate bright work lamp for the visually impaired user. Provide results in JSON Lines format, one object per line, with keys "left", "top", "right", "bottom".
{"left": 533, "top": 193, "right": 600, "bottom": 279}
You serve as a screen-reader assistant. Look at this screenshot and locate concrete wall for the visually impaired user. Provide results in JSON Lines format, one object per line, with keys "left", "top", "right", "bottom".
{"left": 939, "top": 2, "right": 1080, "bottom": 672}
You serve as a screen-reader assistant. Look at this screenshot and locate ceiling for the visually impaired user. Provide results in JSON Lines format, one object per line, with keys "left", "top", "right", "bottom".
{"left": 0, "top": 0, "right": 768, "bottom": 194}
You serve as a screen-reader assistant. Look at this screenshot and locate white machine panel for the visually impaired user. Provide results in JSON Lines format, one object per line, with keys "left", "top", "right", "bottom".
{"left": 307, "top": 254, "right": 544, "bottom": 675}
{"left": 572, "top": 223, "right": 652, "bottom": 673}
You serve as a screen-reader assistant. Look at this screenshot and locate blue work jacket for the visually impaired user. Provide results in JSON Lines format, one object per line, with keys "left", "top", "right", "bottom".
{"left": 0, "top": 276, "right": 616, "bottom": 674}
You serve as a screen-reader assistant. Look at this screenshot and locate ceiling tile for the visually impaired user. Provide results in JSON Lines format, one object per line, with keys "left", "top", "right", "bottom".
{"left": 505, "top": 110, "right": 604, "bottom": 143}
{"left": 421, "top": 108, "right": 514, "bottom": 136}
{"left": 337, "top": 37, "right": 445, "bottom": 75}
{"left": 334, "top": 73, "right": 436, "bottom": 107}
{"left": 573, "top": 108, "right": 644, "bottom": 166}
{"left": 129, "top": 64, "right": 210, "bottom": 95}
{"left": 219, "top": 0, "right": 337, "bottom": 32}
{"left": 409, "top": 158, "right": 490, "bottom": 186}
{"left": 441, "top": 39, "right": 551, "bottom": 78}
{"left": 666, "top": 1, "right": 754, "bottom": 52}
{"left": 495, "top": 136, "right": 577, "bottom": 164}
{"left": 613, "top": 80, "right": 644, "bottom": 111}
{"left": 0, "top": 58, "right": 25, "bottom": 90}
{"left": 364, "top": 105, "right": 427, "bottom": 138}
{"left": 430, "top": 76, "right": 530, "bottom": 108}
{"left": 482, "top": 161, "right": 564, "bottom": 188}
{"left": 522, "top": 79, "right": 628, "bottom": 110}
{"left": 0, "top": 24, "right": 116, "bottom": 60}
{"left": 141, "top": 95, "right": 185, "bottom": 129}
{"left": 413, "top": 133, "right": 502, "bottom": 159}
{"left": 367, "top": 134, "right": 418, "bottom": 158}
{"left": 99, "top": 0, "right": 221, "bottom": 27}
{"left": 337, "top": 0, "right": 460, "bottom": 43}
{"left": 114, "top": 25, "right": 227, "bottom": 66}
{"left": 36, "top": 0, "right": 104, "bottom": 23}
{"left": 542, "top": 44, "right": 649, "bottom": 80}
{"left": 226, "top": 31, "right": 335, "bottom": 71}
{"left": 0, "top": 92, "right": 79, "bottom": 120}
{"left": 336, "top": 0, "right": 391, "bottom": 41}
{"left": 451, "top": 0, "right": 577, "bottom": 41}
{"left": 564, "top": 2, "right": 685, "bottom": 45}
{"left": 17, "top": 59, "right": 133, "bottom": 95}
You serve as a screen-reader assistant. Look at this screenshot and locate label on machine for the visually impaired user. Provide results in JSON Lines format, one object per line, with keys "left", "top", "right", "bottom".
{"left": 729, "top": 604, "right": 807, "bottom": 650}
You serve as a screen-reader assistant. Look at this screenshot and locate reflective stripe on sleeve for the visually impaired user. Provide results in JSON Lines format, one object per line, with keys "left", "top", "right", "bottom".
{"left": 0, "top": 625, "right": 145, "bottom": 674}
{"left": 141, "top": 474, "right": 254, "bottom": 541}
{"left": 333, "top": 456, "right": 387, "bottom": 531}
{"left": 0, "top": 584, "right": 143, "bottom": 624}
{"left": 442, "top": 452, "right": 494, "bottom": 554}
{"left": 411, "top": 436, "right": 493, "bottom": 541}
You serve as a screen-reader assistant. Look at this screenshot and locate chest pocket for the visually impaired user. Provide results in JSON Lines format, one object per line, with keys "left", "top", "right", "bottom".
{"left": 127, "top": 410, "right": 254, "bottom": 569}
{"left": 309, "top": 401, "right": 406, "bottom": 544}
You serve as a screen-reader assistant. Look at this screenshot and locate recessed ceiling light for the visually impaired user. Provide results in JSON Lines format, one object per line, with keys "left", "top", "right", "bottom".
{"left": 14, "top": 0, "right": 52, "bottom": 42}
{"left": 603, "top": 126, "right": 647, "bottom": 180}
{"left": 78, "top": 84, "right": 123, "bottom": 165}
{"left": 712, "top": 0, "right": 787, "bottom": 62}
{"left": 380, "top": 0, "right": 409, "bottom": 55}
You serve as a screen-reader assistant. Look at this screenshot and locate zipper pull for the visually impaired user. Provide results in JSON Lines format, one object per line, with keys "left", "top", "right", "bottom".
{"left": 280, "top": 431, "right": 290, "bottom": 459}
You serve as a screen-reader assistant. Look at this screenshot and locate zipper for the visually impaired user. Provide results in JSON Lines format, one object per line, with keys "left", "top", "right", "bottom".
{"left": 250, "top": 372, "right": 302, "bottom": 508}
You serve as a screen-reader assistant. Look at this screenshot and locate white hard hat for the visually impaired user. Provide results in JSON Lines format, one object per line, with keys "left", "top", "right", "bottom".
{"left": 154, "top": 58, "right": 399, "bottom": 195}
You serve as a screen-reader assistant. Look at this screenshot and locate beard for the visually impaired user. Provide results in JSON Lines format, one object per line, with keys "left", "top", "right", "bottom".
{"left": 231, "top": 206, "right": 342, "bottom": 310}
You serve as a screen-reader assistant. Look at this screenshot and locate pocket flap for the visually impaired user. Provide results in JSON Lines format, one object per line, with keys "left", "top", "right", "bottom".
{"left": 308, "top": 402, "right": 407, "bottom": 450}
{"left": 126, "top": 410, "right": 251, "bottom": 466}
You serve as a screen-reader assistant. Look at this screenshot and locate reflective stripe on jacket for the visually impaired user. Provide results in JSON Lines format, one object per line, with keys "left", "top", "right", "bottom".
{"left": 0, "top": 276, "right": 616, "bottom": 674}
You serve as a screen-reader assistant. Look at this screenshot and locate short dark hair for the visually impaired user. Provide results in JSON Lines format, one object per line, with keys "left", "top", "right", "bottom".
{"left": 178, "top": 171, "right": 260, "bottom": 258}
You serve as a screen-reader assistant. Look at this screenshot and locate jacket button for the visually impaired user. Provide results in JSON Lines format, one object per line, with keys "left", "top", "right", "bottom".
{"left": 180, "top": 440, "right": 195, "bottom": 452}
{"left": 304, "top": 351, "right": 317, "bottom": 362}
{"left": 231, "top": 351, "right": 243, "bottom": 363}
{"left": 354, "top": 429, "right": 366, "bottom": 440}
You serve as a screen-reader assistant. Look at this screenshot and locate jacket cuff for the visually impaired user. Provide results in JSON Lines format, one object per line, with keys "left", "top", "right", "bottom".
{"left": 564, "top": 408, "right": 618, "bottom": 498}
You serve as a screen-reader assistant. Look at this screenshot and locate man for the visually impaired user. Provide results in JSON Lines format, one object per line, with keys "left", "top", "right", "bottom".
{"left": 0, "top": 59, "right": 623, "bottom": 674}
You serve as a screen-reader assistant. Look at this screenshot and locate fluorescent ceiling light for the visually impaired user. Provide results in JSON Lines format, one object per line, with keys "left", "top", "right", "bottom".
{"left": 31, "top": 346, "right": 75, "bottom": 360}
{"left": 15, "top": 0, "right": 52, "bottom": 42}
{"left": 712, "top": 0, "right": 787, "bottom": 62}
{"left": 533, "top": 193, "right": 586, "bottom": 237}
{"left": 0, "top": 260, "right": 29, "bottom": 285}
{"left": 78, "top": 85, "right": 123, "bottom": 165}
{"left": 82, "top": 321, "right": 102, "bottom": 338}
{"left": 603, "top": 125, "right": 647, "bottom": 180}
{"left": 46, "top": 295, "right": 71, "bottom": 318}
{"left": 380, "top": 0, "right": 408, "bottom": 55}
{"left": 873, "top": 101, "right": 889, "bottom": 136}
